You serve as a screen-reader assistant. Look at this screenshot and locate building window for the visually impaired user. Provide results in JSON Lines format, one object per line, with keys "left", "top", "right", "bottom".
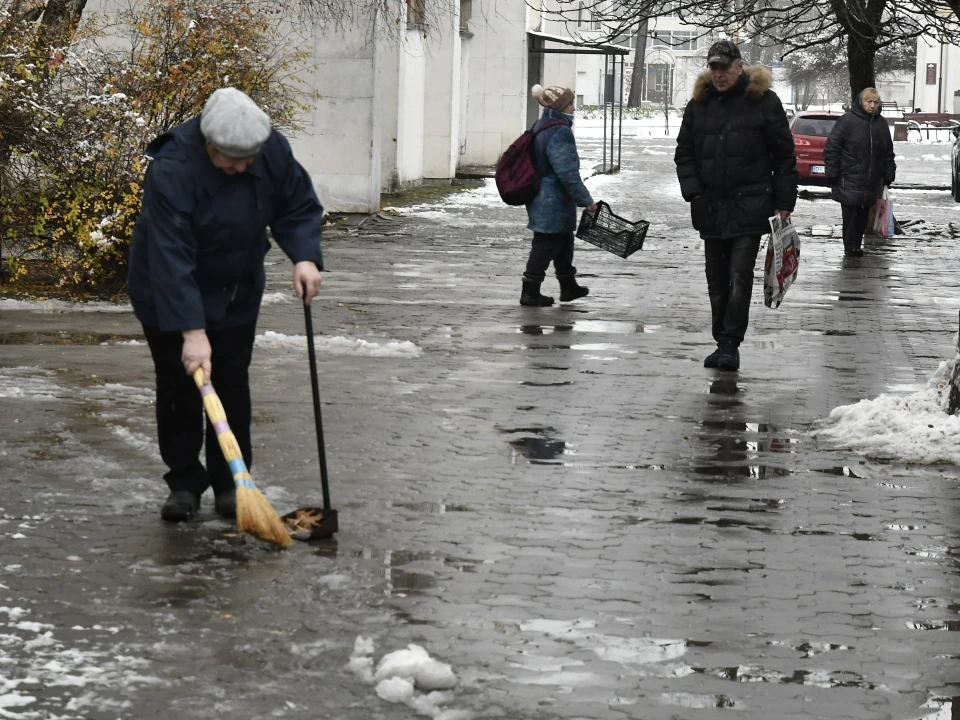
{"left": 459, "top": 0, "right": 471, "bottom": 32}
{"left": 408, "top": 0, "right": 426, "bottom": 28}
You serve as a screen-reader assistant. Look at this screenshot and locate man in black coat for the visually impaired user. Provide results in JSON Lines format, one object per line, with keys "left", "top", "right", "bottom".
{"left": 675, "top": 41, "right": 798, "bottom": 371}
{"left": 128, "top": 88, "right": 324, "bottom": 522}
{"left": 823, "top": 88, "right": 896, "bottom": 257}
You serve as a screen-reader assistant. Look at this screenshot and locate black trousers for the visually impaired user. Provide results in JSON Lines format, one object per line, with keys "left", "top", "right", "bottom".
{"left": 142, "top": 322, "right": 257, "bottom": 497}
{"left": 841, "top": 204, "right": 870, "bottom": 252}
{"left": 524, "top": 232, "right": 576, "bottom": 283}
{"left": 704, "top": 235, "right": 762, "bottom": 347}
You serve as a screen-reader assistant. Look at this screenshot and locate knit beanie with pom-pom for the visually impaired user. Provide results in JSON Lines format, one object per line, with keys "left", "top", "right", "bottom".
{"left": 531, "top": 84, "right": 575, "bottom": 112}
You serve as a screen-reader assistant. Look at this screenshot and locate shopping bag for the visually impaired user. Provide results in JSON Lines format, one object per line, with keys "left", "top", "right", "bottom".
{"left": 763, "top": 215, "right": 800, "bottom": 309}
{"left": 875, "top": 187, "right": 894, "bottom": 237}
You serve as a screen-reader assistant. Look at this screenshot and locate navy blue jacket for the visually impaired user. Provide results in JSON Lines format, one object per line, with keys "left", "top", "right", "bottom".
{"left": 526, "top": 109, "right": 594, "bottom": 234}
{"left": 128, "top": 117, "right": 324, "bottom": 332}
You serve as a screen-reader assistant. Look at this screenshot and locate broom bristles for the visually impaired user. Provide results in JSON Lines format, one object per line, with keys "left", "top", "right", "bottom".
{"left": 237, "top": 484, "right": 293, "bottom": 547}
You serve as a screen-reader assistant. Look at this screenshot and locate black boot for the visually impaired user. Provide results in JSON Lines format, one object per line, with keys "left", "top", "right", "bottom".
{"left": 716, "top": 343, "right": 740, "bottom": 372}
{"left": 558, "top": 274, "right": 589, "bottom": 302}
{"left": 704, "top": 345, "right": 724, "bottom": 368}
{"left": 214, "top": 489, "right": 237, "bottom": 519}
{"left": 160, "top": 490, "right": 201, "bottom": 522}
{"left": 520, "top": 281, "right": 554, "bottom": 307}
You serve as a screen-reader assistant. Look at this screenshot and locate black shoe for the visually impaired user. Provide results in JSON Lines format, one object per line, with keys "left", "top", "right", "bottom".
{"left": 558, "top": 275, "right": 589, "bottom": 302}
{"left": 214, "top": 489, "right": 237, "bottom": 519}
{"left": 716, "top": 345, "right": 740, "bottom": 372}
{"left": 704, "top": 345, "right": 724, "bottom": 368}
{"left": 844, "top": 248, "right": 864, "bottom": 258}
{"left": 520, "top": 281, "right": 555, "bottom": 307}
{"left": 160, "top": 491, "right": 201, "bottom": 522}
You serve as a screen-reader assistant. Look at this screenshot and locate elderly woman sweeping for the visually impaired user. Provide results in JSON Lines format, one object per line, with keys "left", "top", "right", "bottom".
{"left": 128, "top": 87, "right": 324, "bottom": 522}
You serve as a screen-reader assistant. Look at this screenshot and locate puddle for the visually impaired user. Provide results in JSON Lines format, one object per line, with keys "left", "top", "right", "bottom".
{"left": 501, "top": 426, "right": 569, "bottom": 463}
{"left": 669, "top": 516, "right": 774, "bottom": 533}
{"left": 907, "top": 620, "right": 960, "bottom": 631}
{"left": 517, "top": 325, "right": 573, "bottom": 336}
{"left": 572, "top": 320, "right": 643, "bottom": 334}
{"left": 814, "top": 467, "right": 864, "bottom": 478}
{"left": 0, "top": 331, "right": 139, "bottom": 345}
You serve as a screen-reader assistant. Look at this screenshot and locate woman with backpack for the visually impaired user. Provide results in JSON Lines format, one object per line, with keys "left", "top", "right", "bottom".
{"left": 822, "top": 87, "right": 896, "bottom": 258}
{"left": 521, "top": 84, "right": 598, "bottom": 307}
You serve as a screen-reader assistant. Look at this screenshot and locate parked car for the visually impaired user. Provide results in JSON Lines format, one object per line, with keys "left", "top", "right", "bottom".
{"left": 790, "top": 112, "right": 843, "bottom": 186}
{"left": 952, "top": 126, "right": 960, "bottom": 202}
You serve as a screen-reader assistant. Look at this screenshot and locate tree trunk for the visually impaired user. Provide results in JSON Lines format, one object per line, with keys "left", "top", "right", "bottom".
{"left": 627, "top": 18, "right": 648, "bottom": 108}
{"left": 846, "top": 37, "right": 877, "bottom": 103}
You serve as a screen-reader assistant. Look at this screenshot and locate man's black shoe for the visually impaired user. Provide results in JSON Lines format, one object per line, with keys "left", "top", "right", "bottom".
{"left": 160, "top": 491, "right": 201, "bottom": 522}
{"left": 214, "top": 489, "right": 237, "bottom": 519}
{"left": 716, "top": 345, "right": 740, "bottom": 372}
{"left": 704, "top": 345, "right": 724, "bottom": 368}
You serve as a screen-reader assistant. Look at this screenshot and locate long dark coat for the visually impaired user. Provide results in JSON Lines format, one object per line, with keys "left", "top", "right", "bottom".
{"left": 128, "top": 117, "right": 324, "bottom": 333}
{"left": 675, "top": 66, "right": 799, "bottom": 240}
{"left": 822, "top": 94, "right": 897, "bottom": 207}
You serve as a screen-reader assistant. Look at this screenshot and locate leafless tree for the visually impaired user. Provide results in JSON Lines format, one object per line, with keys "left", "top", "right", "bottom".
{"left": 538, "top": 0, "right": 960, "bottom": 102}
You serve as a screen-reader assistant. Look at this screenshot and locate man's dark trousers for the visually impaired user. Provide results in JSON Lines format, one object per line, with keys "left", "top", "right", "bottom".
{"left": 524, "top": 232, "right": 576, "bottom": 282}
{"left": 704, "top": 235, "right": 762, "bottom": 346}
{"left": 142, "top": 322, "right": 257, "bottom": 497}
{"left": 841, "top": 204, "right": 870, "bottom": 252}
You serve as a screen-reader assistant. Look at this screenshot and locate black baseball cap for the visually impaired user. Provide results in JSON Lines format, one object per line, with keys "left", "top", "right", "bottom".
{"left": 707, "top": 40, "right": 742, "bottom": 66}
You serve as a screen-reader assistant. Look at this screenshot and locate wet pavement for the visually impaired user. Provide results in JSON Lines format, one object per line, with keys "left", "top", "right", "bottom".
{"left": 1, "top": 135, "right": 959, "bottom": 719}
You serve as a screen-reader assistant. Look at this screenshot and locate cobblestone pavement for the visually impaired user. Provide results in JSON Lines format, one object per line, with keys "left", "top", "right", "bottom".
{"left": 0, "top": 133, "right": 958, "bottom": 720}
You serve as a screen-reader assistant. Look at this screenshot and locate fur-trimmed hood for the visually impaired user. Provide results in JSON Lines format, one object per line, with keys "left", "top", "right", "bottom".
{"left": 692, "top": 65, "right": 773, "bottom": 103}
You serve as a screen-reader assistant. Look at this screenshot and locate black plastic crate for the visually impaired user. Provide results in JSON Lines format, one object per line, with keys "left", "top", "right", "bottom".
{"left": 575, "top": 201, "right": 649, "bottom": 259}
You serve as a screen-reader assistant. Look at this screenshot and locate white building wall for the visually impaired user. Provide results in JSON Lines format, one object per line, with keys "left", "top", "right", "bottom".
{"left": 396, "top": 34, "right": 427, "bottom": 185}
{"left": 460, "top": 0, "right": 529, "bottom": 167}
{"left": 289, "top": 24, "right": 382, "bottom": 214}
{"left": 915, "top": 36, "right": 960, "bottom": 113}
{"left": 423, "top": 7, "right": 463, "bottom": 179}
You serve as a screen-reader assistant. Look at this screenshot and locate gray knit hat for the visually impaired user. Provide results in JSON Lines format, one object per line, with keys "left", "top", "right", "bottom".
{"left": 200, "top": 87, "right": 271, "bottom": 158}
{"left": 532, "top": 84, "right": 575, "bottom": 112}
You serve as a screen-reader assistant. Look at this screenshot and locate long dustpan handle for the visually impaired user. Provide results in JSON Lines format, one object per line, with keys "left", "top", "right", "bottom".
{"left": 304, "top": 300, "right": 332, "bottom": 511}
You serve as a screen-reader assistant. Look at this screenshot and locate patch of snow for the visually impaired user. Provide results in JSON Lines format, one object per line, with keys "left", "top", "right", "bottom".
{"left": 375, "top": 644, "right": 457, "bottom": 690}
{"left": 0, "top": 607, "right": 161, "bottom": 712}
{"left": 376, "top": 676, "right": 415, "bottom": 703}
{"left": 813, "top": 345, "right": 960, "bottom": 463}
{"left": 349, "top": 636, "right": 469, "bottom": 719}
{"left": 255, "top": 332, "right": 421, "bottom": 358}
{"left": 920, "top": 153, "right": 951, "bottom": 162}
{"left": 0, "top": 298, "right": 130, "bottom": 313}
{"left": 261, "top": 292, "right": 292, "bottom": 306}
{"left": 0, "top": 367, "right": 60, "bottom": 401}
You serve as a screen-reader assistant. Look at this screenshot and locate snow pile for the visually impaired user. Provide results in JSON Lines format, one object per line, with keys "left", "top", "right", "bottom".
{"left": 348, "top": 636, "right": 470, "bottom": 720}
{"left": 920, "top": 153, "right": 951, "bottom": 162}
{"left": 255, "top": 331, "right": 421, "bottom": 358}
{"left": 814, "top": 345, "right": 960, "bottom": 464}
{"left": 0, "top": 298, "right": 130, "bottom": 313}
{"left": 261, "top": 292, "right": 292, "bottom": 305}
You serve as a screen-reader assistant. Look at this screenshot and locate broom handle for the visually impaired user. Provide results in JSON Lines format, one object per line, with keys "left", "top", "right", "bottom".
{"left": 303, "top": 302, "right": 332, "bottom": 511}
{"left": 192, "top": 368, "right": 255, "bottom": 490}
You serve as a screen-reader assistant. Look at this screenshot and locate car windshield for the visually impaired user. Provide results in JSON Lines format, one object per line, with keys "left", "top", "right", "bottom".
{"left": 793, "top": 117, "right": 838, "bottom": 137}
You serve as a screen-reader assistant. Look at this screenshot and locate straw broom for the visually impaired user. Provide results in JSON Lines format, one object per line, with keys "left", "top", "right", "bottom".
{"left": 193, "top": 369, "right": 292, "bottom": 548}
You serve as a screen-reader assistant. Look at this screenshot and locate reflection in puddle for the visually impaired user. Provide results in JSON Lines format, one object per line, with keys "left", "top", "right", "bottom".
{"left": 815, "top": 467, "right": 864, "bottom": 478}
{"left": 501, "top": 426, "right": 570, "bottom": 464}
{"left": 919, "top": 696, "right": 960, "bottom": 720}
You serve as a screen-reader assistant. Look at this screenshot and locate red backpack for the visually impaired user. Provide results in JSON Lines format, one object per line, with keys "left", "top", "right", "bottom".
{"left": 495, "top": 120, "right": 566, "bottom": 206}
